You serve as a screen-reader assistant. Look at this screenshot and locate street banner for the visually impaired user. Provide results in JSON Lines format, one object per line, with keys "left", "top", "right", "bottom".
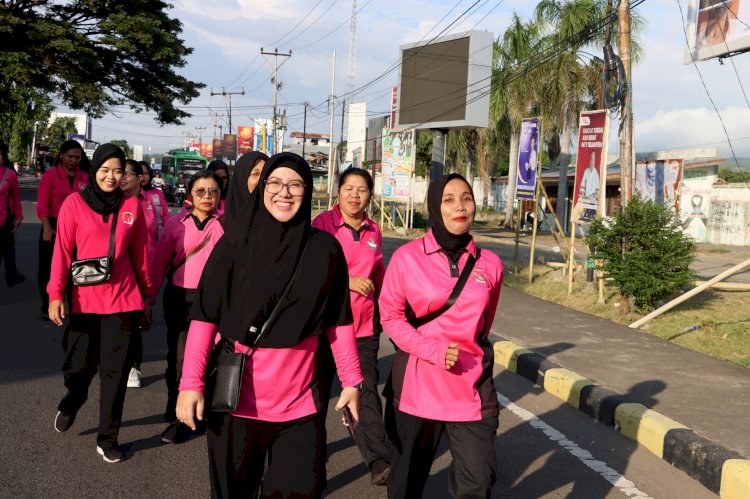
{"left": 200, "top": 143, "right": 213, "bottom": 159}
{"left": 571, "top": 110, "right": 609, "bottom": 223}
{"left": 635, "top": 159, "right": 684, "bottom": 212}
{"left": 238, "top": 126, "right": 254, "bottom": 156}
{"left": 515, "top": 118, "right": 540, "bottom": 200}
{"left": 222, "top": 134, "right": 237, "bottom": 161}
{"left": 390, "top": 86, "right": 398, "bottom": 127}
{"left": 381, "top": 128, "right": 415, "bottom": 202}
{"left": 684, "top": 0, "right": 750, "bottom": 63}
{"left": 212, "top": 138, "right": 223, "bottom": 159}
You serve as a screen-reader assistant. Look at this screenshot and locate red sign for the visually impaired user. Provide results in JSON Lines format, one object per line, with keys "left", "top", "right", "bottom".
{"left": 571, "top": 110, "right": 609, "bottom": 223}
{"left": 200, "top": 143, "right": 213, "bottom": 159}
{"left": 237, "top": 126, "right": 255, "bottom": 156}
{"left": 390, "top": 86, "right": 398, "bottom": 128}
{"left": 212, "top": 138, "right": 223, "bottom": 159}
{"left": 222, "top": 134, "right": 237, "bottom": 161}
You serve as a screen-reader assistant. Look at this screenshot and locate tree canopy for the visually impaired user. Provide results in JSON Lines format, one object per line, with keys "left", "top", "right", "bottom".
{"left": 0, "top": 0, "right": 204, "bottom": 125}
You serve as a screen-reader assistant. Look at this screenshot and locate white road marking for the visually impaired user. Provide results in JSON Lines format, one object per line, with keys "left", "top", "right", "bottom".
{"left": 497, "top": 393, "right": 652, "bottom": 498}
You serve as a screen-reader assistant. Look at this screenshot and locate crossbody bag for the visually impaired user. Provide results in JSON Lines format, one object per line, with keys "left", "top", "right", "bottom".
{"left": 70, "top": 208, "right": 119, "bottom": 286}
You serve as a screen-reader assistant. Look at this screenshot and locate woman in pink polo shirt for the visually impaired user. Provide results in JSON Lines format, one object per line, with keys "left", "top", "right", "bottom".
{"left": 48, "top": 143, "right": 153, "bottom": 464}
{"left": 0, "top": 140, "right": 25, "bottom": 287}
{"left": 176, "top": 152, "right": 362, "bottom": 498}
{"left": 140, "top": 161, "right": 171, "bottom": 236}
{"left": 312, "top": 168, "right": 390, "bottom": 486}
{"left": 150, "top": 170, "right": 224, "bottom": 443}
{"left": 379, "top": 173, "right": 503, "bottom": 499}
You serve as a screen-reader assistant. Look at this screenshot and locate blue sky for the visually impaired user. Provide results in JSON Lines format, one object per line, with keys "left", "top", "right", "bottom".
{"left": 83, "top": 0, "right": 750, "bottom": 159}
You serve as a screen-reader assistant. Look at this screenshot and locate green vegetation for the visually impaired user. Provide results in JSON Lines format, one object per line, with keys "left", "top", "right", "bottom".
{"left": 587, "top": 196, "right": 696, "bottom": 312}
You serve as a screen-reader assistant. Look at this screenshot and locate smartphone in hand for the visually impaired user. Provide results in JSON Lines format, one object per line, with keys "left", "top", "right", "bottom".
{"left": 342, "top": 406, "right": 358, "bottom": 437}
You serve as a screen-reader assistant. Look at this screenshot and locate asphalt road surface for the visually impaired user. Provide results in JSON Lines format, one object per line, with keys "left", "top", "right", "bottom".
{"left": 0, "top": 187, "right": 718, "bottom": 498}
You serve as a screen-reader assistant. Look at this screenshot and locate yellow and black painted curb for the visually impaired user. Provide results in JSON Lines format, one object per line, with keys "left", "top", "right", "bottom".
{"left": 493, "top": 340, "right": 750, "bottom": 499}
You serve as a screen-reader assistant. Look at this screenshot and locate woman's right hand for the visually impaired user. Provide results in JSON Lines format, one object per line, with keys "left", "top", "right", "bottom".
{"left": 49, "top": 300, "right": 66, "bottom": 326}
{"left": 42, "top": 224, "right": 54, "bottom": 242}
{"left": 176, "top": 390, "right": 204, "bottom": 430}
{"left": 349, "top": 276, "right": 375, "bottom": 296}
{"left": 445, "top": 342, "right": 459, "bottom": 370}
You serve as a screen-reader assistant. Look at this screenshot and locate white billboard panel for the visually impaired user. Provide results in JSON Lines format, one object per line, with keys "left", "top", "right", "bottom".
{"left": 684, "top": 0, "right": 750, "bottom": 62}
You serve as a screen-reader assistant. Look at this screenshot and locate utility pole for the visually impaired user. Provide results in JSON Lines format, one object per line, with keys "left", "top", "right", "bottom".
{"left": 340, "top": 99, "right": 346, "bottom": 166}
{"left": 302, "top": 101, "right": 309, "bottom": 160}
{"left": 327, "top": 50, "right": 336, "bottom": 208}
{"left": 261, "top": 48, "right": 292, "bottom": 154}
{"left": 618, "top": 0, "right": 633, "bottom": 206}
{"left": 194, "top": 126, "right": 206, "bottom": 147}
{"left": 210, "top": 87, "right": 245, "bottom": 137}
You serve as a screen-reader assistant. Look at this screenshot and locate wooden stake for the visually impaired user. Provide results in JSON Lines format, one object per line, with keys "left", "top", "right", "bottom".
{"left": 567, "top": 221, "right": 577, "bottom": 295}
{"left": 528, "top": 182, "right": 540, "bottom": 284}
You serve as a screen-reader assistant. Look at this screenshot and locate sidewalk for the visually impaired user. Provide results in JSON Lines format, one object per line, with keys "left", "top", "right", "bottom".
{"left": 490, "top": 285, "right": 750, "bottom": 495}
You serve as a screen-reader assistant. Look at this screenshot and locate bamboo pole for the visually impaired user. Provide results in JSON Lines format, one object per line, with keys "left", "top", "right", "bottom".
{"left": 538, "top": 186, "right": 570, "bottom": 263}
{"left": 528, "top": 182, "right": 540, "bottom": 284}
{"left": 630, "top": 257, "right": 750, "bottom": 329}
{"left": 692, "top": 280, "right": 750, "bottom": 291}
{"left": 513, "top": 199, "right": 520, "bottom": 274}
{"left": 567, "top": 221, "right": 577, "bottom": 295}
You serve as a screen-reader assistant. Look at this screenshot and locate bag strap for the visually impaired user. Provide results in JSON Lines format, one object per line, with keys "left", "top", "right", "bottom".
{"left": 107, "top": 206, "right": 119, "bottom": 260}
{"left": 408, "top": 248, "right": 480, "bottom": 329}
{"left": 0, "top": 167, "right": 9, "bottom": 191}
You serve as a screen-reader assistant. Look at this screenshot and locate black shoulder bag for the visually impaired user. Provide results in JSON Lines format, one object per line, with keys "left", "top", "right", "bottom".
{"left": 207, "top": 233, "right": 313, "bottom": 412}
{"left": 70, "top": 208, "right": 119, "bottom": 286}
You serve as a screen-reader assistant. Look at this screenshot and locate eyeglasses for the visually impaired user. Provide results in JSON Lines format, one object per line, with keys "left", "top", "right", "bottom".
{"left": 264, "top": 179, "right": 305, "bottom": 196}
{"left": 192, "top": 188, "right": 221, "bottom": 198}
{"left": 123, "top": 171, "right": 140, "bottom": 178}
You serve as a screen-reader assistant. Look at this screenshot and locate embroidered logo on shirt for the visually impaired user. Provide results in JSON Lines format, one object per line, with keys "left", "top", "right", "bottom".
{"left": 367, "top": 237, "right": 377, "bottom": 250}
{"left": 122, "top": 212, "right": 135, "bottom": 225}
{"left": 473, "top": 268, "right": 488, "bottom": 285}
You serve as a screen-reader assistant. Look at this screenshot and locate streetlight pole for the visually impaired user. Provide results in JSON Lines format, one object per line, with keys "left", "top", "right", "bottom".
{"left": 261, "top": 48, "right": 292, "bottom": 154}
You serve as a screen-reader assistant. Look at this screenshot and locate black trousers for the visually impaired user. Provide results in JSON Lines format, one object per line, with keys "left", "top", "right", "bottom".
{"left": 58, "top": 312, "right": 140, "bottom": 449}
{"left": 0, "top": 222, "right": 19, "bottom": 280}
{"left": 384, "top": 403, "right": 499, "bottom": 499}
{"left": 207, "top": 411, "right": 326, "bottom": 499}
{"left": 38, "top": 217, "right": 56, "bottom": 307}
{"left": 163, "top": 283, "right": 195, "bottom": 421}
{"left": 352, "top": 334, "right": 390, "bottom": 467}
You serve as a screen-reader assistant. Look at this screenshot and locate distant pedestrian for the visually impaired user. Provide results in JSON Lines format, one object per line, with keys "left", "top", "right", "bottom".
{"left": 150, "top": 170, "right": 224, "bottom": 444}
{"left": 140, "top": 162, "right": 171, "bottom": 235}
{"left": 0, "top": 140, "right": 25, "bottom": 287}
{"left": 207, "top": 160, "right": 230, "bottom": 213}
{"left": 176, "top": 152, "right": 362, "bottom": 497}
{"left": 312, "top": 168, "right": 390, "bottom": 486}
{"left": 222, "top": 151, "right": 268, "bottom": 225}
{"left": 48, "top": 143, "right": 153, "bottom": 463}
{"left": 36, "top": 140, "right": 88, "bottom": 318}
{"left": 379, "top": 173, "right": 504, "bottom": 498}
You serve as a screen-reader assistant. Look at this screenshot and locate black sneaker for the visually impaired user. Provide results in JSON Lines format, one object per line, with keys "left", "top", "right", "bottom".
{"left": 370, "top": 458, "right": 390, "bottom": 486}
{"left": 96, "top": 445, "right": 125, "bottom": 463}
{"left": 161, "top": 422, "right": 189, "bottom": 444}
{"left": 54, "top": 410, "right": 76, "bottom": 433}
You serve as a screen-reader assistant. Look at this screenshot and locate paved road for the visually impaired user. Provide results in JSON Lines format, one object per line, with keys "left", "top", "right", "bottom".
{"left": 0, "top": 188, "right": 719, "bottom": 497}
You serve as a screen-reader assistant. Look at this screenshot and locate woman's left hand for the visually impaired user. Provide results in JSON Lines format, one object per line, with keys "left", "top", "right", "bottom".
{"left": 11, "top": 219, "right": 21, "bottom": 234}
{"left": 335, "top": 386, "right": 361, "bottom": 422}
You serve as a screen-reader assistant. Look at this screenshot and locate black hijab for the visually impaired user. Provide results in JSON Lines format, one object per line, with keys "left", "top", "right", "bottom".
{"left": 81, "top": 143, "right": 125, "bottom": 217}
{"left": 224, "top": 151, "right": 269, "bottom": 224}
{"left": 427, "top": 173, "right": 474, "bottom": 254}
{"left": 191, "top": 152, "right": 352, "bottom": 347}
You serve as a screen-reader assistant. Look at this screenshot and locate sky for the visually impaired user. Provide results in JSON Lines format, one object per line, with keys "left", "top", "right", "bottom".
{"left": 78, "top": 0, "right": 750, "bottom": 161}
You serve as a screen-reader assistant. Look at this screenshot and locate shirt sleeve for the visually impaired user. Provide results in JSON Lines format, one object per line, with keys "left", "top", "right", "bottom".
{"left": 179, "top": 321, "right": 220, "bottom": 392}
{"left": 378, "top": 249, "right": 448, "bottom": 367}
{"left": 326, "top": 325, "right": 363, "bottom": 388}
{"left": 47, "top": 197, "right": 76, "bottom": 302}
{"left": 128, "top": 202, "right": 153, "bottom": 298}
{"left": 9, "top": 172, "right": 22, "bottom": 221}
{"left": 372, "top": 227, "right": 385, "bottom": 298}
{"left": 36, "top": 172, "right": 52, "bottom": 220}
{"left": 483, "top": 255, "right": 504, "bottom": 338}
{"left": 149, "top": 218, "right": 176, "bottom": 304}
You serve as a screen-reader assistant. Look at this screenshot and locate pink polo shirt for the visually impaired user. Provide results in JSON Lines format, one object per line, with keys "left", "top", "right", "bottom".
{"left": 145, "top": 188, "right": 170, "bottom": 235}
{"left": 47, "top": 193, "right": 153, "bottom": 314}
{"left": 180, "top": 321, "right": 363, "bottom": 422}
{"left": 150, "top": 208, "right": 224, "bottom": 294}
{"left": 36, "top": 165, "right": 88, "bottom": 220}
{"left": 379, "top": 230, "right": 503, "bottom": 422}
{"left": 0, "top": 166, "right": 22, "bottom": 227}
{"left": 137, "top": 189, "right": 158, "bottom": 259}
{"left": 312, "top": 205, "right": 385, "bottom": 338}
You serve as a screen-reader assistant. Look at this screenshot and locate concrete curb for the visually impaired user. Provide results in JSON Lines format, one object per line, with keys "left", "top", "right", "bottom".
{"left": 493, "top": 340, "right": 750, "bottom": 498}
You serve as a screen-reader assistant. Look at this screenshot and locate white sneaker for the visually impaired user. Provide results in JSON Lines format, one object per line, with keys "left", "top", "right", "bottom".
{"left": 127, "top": 368, "right": 142, "bottom": 388}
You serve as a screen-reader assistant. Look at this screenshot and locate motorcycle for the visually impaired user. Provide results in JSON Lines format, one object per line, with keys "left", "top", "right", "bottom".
{"left": 173, "top": 183, "right": 187, "bottom": 207}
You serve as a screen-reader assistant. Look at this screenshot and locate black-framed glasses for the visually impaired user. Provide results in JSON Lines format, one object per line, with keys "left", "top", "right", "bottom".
{"left": 192, "top": 188, "right": 220, "bottom": 198}
{"left": 264, "top": 179, "right": 305, "bottom": 196}
{"left": 123, "top": 171, "right": 140, "bottom": 178}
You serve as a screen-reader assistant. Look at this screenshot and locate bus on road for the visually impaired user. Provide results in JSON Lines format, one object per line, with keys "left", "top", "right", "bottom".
{"left": 160, "top": 149, "right": 209, "bottom": 183}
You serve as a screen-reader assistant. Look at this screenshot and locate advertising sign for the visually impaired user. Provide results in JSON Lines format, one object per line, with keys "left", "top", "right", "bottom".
{"left": 571, "top": 110, "right": 609, "bottom": 223}
{"left": 238, "top": 126, "right": 254, "bottom": 156}
{"left": 390, "top": 86, "right": 398, "bottom": 128}
{"left": 635, "top": 159, "right": 684, "bottom": 211}
{"left": 200, "top": 143, "right": 213, "bottom": 159}
{"left": 222, "top": 134, "right": 237, "bottom": 161}
{"left": 684, "top": 0, "right": 750, "bottom": 62}
{"left": 212, "top": 138, "right": 223, "bottom": 159}
{"left": 515, "top": 119, "right": 540, "bottom": 200}
{"left": 381, "top": 128, "right": 415, "bottom": 202}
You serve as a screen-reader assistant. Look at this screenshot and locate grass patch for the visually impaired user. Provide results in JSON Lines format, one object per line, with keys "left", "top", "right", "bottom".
{"left": 505, "top": 266, "right": 750, "bottom": 368}
{"left": 704, "top": 247, "right": 731, "bottom": 254}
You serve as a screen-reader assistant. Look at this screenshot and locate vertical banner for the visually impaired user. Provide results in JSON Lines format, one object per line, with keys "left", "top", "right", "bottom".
{"left": 390, "top": 86, "right": 398, "bottom": 127}
{"left": 212, "top": 138, "right": 223, "bottom": 159}
{"left": 222, "top": 134, "right": 237, "bottom": 161}
{"left": 200, "top": 143, "right": 213, "bottom": 159}
{"left": 515, "top": 118, "right": 540, "bottom": 200}
{"left": 237, "top": 126, "right": 255, "bottom": 156}
{"left": 635, "top": 159, "right": 684, "bottom": 211}
{"left": 571, "top": 110, "right": 609, "bottom": 223}
{"left": 381, "top": 128, "right": 415, "bottom": 201}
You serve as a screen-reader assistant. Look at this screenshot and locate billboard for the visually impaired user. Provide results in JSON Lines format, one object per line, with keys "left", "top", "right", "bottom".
{"left": 200, "top": 143, "right": 213, "bottom": 159}
{"left": 222, "top": 134, "right": 237, "bottom": 160}
{"left": 396, "top": 30, "right": 493, "bottom": 130}
{"left": 684, "top": 0, "right": 750, "bottom": 62}
{"left": 253, "top": 119, "right": 274, "bottom": 155}
{"left": 514, "top": 119, "right": 540, "bottom": 200}
{"left": 571, "top": 110, "right": 609, "bottom": 224}
{"left": 381, "top": 128, "right": 415, "bottom": 202}
{"left": 238, "top": 126, "right": 254, "bottom": 156}
{"left": 346, "top": 102, "right": 367, "bottom": 163}
{"left": 212, "top": 138, "right": 223, "bottom": 159}
{"left": 635, "top": 159, "right": 684, "bottom": 211}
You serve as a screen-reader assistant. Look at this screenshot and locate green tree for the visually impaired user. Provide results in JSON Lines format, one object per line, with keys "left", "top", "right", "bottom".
{"left": 414, "top": 132, "right": 432, "bottom": 178}
{"left": 718, "top": 167, "right": 750, "bottom": 183}
{"left": 0, "top": 1, "right": 203, "bottom": 125}
{"left": 42, "top": 117, "right": 78, "bottom": 156}
{"left": 110, "top": 140, "right": 133, "bottom": 158}
{"left": 0, "top": 87, "right": 53, "bottom": 164}
{"left": 587, "top": 196, "right": 696, "bottom": 312}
